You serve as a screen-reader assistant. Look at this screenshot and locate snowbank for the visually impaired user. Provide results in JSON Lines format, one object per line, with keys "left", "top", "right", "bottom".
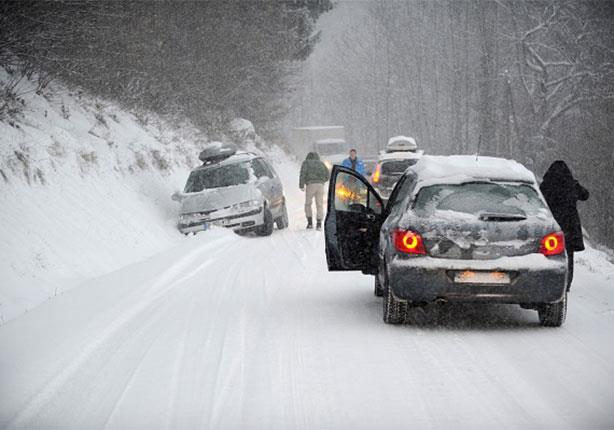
{"left": 0, "top": 71, "right": 205, "bottom": 323}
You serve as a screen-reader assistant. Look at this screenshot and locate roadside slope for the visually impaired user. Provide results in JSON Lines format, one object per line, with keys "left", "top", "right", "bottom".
{"left": 0, "top": 69, "right": 202, "bottom": 322}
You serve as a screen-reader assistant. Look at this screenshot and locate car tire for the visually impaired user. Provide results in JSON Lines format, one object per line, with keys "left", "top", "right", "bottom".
{"left": 538, "top": 292, "right": 567, "bottom": 327}
{"left": 383, "top": 270, "right": 407, "bottom": 324}
{"left": 257, "top": 207, "right": 274, "bottom": 236}
{"left": 374, "top": 274, "right": 383, "bottom": 297}
{"left": 275, "top": 200, "right": 289, "bottom": 230}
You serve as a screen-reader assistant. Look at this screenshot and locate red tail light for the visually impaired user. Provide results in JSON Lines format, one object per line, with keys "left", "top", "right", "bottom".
{"left": 539, "top": 232, "right": 565, "bottom": 256}
{"left": 393, "top": 229, "right": 426, "bottom": 255}
{"left": 372, "top": 163, "right": 382, "bottom": 183}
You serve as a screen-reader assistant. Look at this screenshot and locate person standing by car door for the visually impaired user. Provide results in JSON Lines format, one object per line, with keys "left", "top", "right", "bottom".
{"left": 342, "top": 149, "right": 365, "bottom": 176}
{"left": 540, "top": 160, "right": 590, "bottom": 290}
{"left": 299, "top": 152, "right": 329, "bottom": 230}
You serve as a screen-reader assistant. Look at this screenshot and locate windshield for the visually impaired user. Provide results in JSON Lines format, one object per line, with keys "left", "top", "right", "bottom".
{"left": 414, "top": 182, "right": 546, "bottom": 218}
{"left": 381, "top": 159, "right": 417, "bottom": 175}
{"left": 315, "top": 142, "right": 346, "bottom": 156}
{"left": 184, "top": 161, "right": 252, "bottom": 192}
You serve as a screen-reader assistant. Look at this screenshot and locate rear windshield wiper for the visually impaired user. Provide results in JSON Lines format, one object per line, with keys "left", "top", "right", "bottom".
{"left": 478, "top": 212, "right": 527, "bottom": 222}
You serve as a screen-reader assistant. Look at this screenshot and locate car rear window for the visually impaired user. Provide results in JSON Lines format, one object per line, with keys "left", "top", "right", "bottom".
{"left": 381, "top": 159, "right": 417, "bottom": 175}
{"left": 413, "top": 182, "right": 546, "bottom": 218}
{"left": 184, "top": 162, "right": 252, "bottom": 192}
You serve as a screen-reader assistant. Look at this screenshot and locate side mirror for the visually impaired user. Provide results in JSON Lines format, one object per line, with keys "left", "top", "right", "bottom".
{"left": 171, "top": 191, "right": 182, "bottom": 202}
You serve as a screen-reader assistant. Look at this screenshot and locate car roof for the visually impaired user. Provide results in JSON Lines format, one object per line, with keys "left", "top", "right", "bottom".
{"left": 191, "top": 151, "right": 258, "bottom": 172}
{"left": 407, "top": 155, "right": 536, "bottom": 187}
{"left": 378, "top": 150, "right": 424, "bottom": 162}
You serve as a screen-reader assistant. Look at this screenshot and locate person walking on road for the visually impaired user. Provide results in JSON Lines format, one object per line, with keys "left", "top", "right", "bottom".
{"left": 540, "top": 160, "right": 589, "bottom": 291}
{"left": 299, "top": 152, "right": 329, "bottom": 230}
{"left": 342, "top": 149, "right": 365, "bottom": 176}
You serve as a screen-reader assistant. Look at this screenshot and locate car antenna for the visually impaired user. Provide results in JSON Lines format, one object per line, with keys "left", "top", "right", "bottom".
{"left": 476, "top": 134, "right": 482, "bottom": 161}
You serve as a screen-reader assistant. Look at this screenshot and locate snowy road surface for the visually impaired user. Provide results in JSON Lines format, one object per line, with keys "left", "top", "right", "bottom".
{"left": 1, "top": 178, "right": 614, "bottom": 429}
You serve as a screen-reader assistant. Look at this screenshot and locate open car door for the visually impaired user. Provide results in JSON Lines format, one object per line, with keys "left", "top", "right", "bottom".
{"left": 324, "top": 165, "right": 385, "bottom": 274}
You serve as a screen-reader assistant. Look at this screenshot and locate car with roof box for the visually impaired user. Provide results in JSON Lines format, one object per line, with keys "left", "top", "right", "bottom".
{"left": 371, "top": 136, "right": 423, "bottom": 201}
{"left": 172, "top": 143, "right": 288, "bottom": 236}
{"left": 325, "top": 155, "right": 569, "bottom": 326}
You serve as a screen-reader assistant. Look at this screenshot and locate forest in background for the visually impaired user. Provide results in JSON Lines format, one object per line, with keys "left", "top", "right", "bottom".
{"left": 292, "top": 0, "right": 614, "bottom": 246}
{"left": 0, "top": 0, "right": 331, "bottom": 138}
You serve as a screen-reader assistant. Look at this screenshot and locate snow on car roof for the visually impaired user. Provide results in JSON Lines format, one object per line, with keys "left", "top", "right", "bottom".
{"left": 378, "top": 150, "right": 424, "bottom": 161}
{"left": 410, "top": 155, "right": 536, "bottom": 186}
{"left": 316, "top": 138, "right": 346, "bottom": 144}
{"left": 387, "top": 135, "right": 417, "bottom": 146}
{"left": 294, "top": 125, "right": 344, "bottom": 130}
{"left": 193, "top": 151, "right": 256, "bottom": 171}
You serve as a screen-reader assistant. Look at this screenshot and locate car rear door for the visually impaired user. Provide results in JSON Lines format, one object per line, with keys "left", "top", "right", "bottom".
{"left": 324, "top": 165, "right": 385, "bottom": 274}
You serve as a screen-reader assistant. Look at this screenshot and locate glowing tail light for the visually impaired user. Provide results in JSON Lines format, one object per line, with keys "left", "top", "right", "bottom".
{"left": 372, "top": 163, "right": 382, "bottom": 183}
{"left": 539, "top": 232, "right": 565, "bottom": 256}
{"left": 393, "top": 229, "right": 426, "bottom": 255}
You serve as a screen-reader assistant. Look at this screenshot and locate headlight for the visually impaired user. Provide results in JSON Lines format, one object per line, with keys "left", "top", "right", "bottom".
{"left": 179, "top": 214, "right": 196, "bottom": 223}
{"left": 232, "top": 199, "right": 261, "bottom": 210}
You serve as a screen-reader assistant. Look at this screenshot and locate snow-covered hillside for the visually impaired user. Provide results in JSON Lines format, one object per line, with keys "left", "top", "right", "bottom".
{"left": 0, "top": 70, "right": 206, "bottom": 323}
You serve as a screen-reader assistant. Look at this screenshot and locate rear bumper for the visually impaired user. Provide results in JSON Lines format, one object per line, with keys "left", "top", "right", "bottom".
{"left": 387, "top": 253, "right": 567, "bottom": 304}
{"left": 178, "top": 208, "right": 263, "bottom": 234}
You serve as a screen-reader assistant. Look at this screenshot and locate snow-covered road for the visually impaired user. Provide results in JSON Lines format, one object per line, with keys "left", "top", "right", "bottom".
{"left": 1, "top": 169, "right": 614, "bottom": 428}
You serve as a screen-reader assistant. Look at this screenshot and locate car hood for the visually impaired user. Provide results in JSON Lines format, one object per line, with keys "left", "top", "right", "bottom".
{"left": 400, "top": 210, "right": 560, "bottom": 259}
{"left": 179, "top": 183, "right": 261, "bottom": 214}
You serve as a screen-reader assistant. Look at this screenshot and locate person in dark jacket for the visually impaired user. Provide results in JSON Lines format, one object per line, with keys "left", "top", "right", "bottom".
{"left": 540, "top": 160, "right": 589, "bottom": 290}
{"left": 299, "top": 152, "right": 329, "bottom": 230}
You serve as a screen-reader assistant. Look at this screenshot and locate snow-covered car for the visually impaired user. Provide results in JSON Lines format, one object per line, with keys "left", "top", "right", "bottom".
{"left": 371, "top": 150, "right": 423, "bottom": 201}
{"left": 371, "top": 136, "right": 423, "bottom": 201}
{"left": 324, "top": 155, "right": 569, "bottom": 326}
{"left": 315, "top": 138, "right": 348, "bottom": 170}
{"left": 173, "top": 146, "right": 288, "bottom": 236}
{"left": 363, "top": 158, "right": 377, "bottom": 178}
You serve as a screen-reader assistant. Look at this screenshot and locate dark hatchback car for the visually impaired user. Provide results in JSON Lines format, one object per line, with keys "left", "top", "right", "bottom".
{"left": 324, "top": 155, "right": 568, "bottom": 326}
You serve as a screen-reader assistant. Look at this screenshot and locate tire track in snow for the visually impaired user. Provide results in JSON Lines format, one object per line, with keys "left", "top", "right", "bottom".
{"left": 7, "top": 236, "right": 235, "bottom": 428}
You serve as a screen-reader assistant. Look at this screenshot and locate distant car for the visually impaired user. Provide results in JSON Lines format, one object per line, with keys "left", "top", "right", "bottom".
{"left": 173, "top": 144, "right": 288, "bottom": 236}
{"left": 371, "top": 150, "right": 423, "bottom": 201}
{"left": 325, "top": 155, "right": 569, "bottom": 326}
{"left": 363, "top": 158, "right": 377, "bottom": 178}
{"left": 314, "top": 138, "right": 348, "bottom": 171}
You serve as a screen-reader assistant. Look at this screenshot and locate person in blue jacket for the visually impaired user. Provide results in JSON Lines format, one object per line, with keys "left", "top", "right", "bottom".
{"left": 341, "top": 149, "right": 365, "bottom": 176}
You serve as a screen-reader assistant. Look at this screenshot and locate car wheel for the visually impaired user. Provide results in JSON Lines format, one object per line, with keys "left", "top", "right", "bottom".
{"left": 537, "top": 292, "right": 567, "bottom": 327}
{"left": 383, "top": 270, "right": 407, "bottom": 324}
{"left": 257, "top": 207, "right": 274, "bottom": 236}
{"left": 374, "top": 274, "right": 383, "bottom": 297}
{"left": 275, "top": 200, "right": 289, "bottom": 230}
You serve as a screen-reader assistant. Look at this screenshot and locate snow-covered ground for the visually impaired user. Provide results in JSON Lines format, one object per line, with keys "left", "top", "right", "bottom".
{"left": 1, "top": 151, "right": 614, "bottom": 428}
{"left": 2, "top": 72, "right": 614, "bottom": 428}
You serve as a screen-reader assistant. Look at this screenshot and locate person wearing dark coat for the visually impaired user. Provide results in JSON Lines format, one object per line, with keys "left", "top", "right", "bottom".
{"left": 299, "top": 152, "right": 329, "bottom": 230}
{"left": 540, "top": 160, "right": 589, "bottom": 290}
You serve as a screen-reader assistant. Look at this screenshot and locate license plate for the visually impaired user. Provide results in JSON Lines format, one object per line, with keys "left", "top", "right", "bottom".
{"left": 454, "top": 271, "right": 510, "bottom": 284}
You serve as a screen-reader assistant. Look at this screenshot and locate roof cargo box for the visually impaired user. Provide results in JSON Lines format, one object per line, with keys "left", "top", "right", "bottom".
{"left": 199, "top": 142, "right": 238, "bottom": 165}
{"left": 386, "top": 136, "right": 417, "bottom": 152}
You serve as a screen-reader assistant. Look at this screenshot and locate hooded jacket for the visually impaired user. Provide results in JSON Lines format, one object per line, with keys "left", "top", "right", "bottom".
{"left": 299, "top": 152, "right": 329, "bottom": 188}
{"left": 540, "top": 160, "right": 589, "bottom": 252}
